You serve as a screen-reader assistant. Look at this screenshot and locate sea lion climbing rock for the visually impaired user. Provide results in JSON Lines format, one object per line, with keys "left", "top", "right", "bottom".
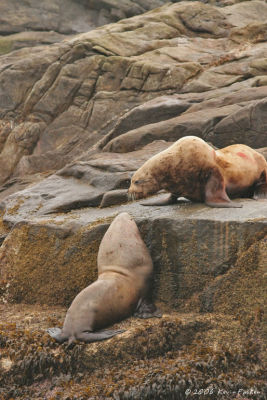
{"left": 47, "top": 213, "right": 160, "bottom": 345}
{"left": 128, "top": 136, "right": 267, "bottom": 208}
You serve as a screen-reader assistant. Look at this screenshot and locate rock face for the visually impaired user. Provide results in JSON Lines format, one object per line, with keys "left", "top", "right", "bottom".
{"left": 1, "top": 199, "right": 266, "bottom": 309}
{"left": 0, "top": 0, "right": 178, "bottom": 36}
{"left": 0, "top": 1, "right": 267, "bottom": 193}
{"left": 0, "top": 0, "right": 180, "bottom": 54}
{"left": 0, "top": 1, "right": 267, "bottom": 398}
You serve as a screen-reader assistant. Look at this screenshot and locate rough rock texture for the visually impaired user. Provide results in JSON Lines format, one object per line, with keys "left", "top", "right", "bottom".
{"left": 0, "top": 303, "right": 266, "bottom": 399}
{"left": 0, "top": 0, "right": 184, "bottom": 54}
{"left": 0, "top": 1, "right": 267, "bottom": 398}
{"left": 1, "top": 199, "right": 266, "bottom": 309}
{"left": 0, "top": 1, "right": 267, "bottom": 194}
{"left": 0, "top": 2, "right": 267, "bottom": 186}
{"left": 0, "top": 0, "right": 178, "bottom": 35}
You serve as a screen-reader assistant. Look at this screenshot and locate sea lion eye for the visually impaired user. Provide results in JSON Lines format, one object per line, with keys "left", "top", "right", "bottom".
{"left": 134, "top": 180, "right": 144, "bottom": 185}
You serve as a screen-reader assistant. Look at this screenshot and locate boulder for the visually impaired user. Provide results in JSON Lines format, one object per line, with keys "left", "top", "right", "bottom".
{"left": 213, "top": 98, "right": 267, "bottom": 147}
{"left": 0, "top": 2, "right": 267, "bottom": 189}
{"left": 1, "top": 198, "right": 266, "bottom": 309}
{"left": 103, "top": 104, "right": 241, "bottom": 152}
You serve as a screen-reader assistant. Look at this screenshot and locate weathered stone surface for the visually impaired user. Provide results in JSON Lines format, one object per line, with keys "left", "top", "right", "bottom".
{"left": 223, "top": 0, "right": 267, "bottom": 28}
{"left": 0, "top": 0, "right": 168, "bottom": 38}
{"left": 0, "top": 122, "right": 46, "bottom": 184}
{"left": 103, "top": 104, "right": 241, "bottom": 152}
{"left": 98, "top": 96, "right": 192, "bottom": 149}
{"left": 0, "top": 2, "right": 266, "bottom": 191}
{"left": 0, "top": 141, "right": 171, "bottom": 222}
{"left": 0, "top": 31, "right": 69, "bottom": 56}
{"left": 230, "top": 22, "right": 267, "bottom": 44}
{"left": 0, "top": 220, "right": 106, "bottom": 305}
{"left": 213, "top": 97, "right": 267, "bottom": 147}
{"left": 257, "top": 146, "right": 267, "bottom": 159}
{"left": 100, "top": 189, "right": 129, "bottom": 208}
{"left": 0, "top": 1, "right": 267, "bottom": 190}
{"left": 1, "top": 198, "right": 266, "bottom": 309}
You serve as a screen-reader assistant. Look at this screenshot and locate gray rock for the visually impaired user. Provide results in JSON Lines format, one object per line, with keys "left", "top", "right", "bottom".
{"left": 0, "top": 197, "right": 266, "bottom": 307}
{"left": 213, "top": 97, "right": 267, "bottom": 147}
{"left": 100, "top": 189, "right": 129, "bottom": 208}
{"left": 0, "top": 0, "right": 266, "bottom": 318}
{"left": 99, "top": 96, "right": 191, "bottom": 150}
{"left": 103, "top": 104, "right": 241, "bottom": 152}
{"left": 1, "top": 1, "right": 267, "bottom": 190}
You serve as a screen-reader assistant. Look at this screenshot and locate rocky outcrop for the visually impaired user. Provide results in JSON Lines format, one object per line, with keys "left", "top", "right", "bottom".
{"left": 0, "top": 0, "right": 266, "bottom": 310}
{"left": 0, "top": 0, "right": 176, "bottom": 36}
{"left": 0, "top": 0, "right": 182, "bottom": 55}
{"left": 0, "top": 1, "right": 267, "bottom": 195}
{"left": 1, "top": 198, "right": 266, "bottom": 308}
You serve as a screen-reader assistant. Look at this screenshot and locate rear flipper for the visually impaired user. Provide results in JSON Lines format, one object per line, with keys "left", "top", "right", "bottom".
{"left": 254, "top": 184, "right": 267, "bottom": 199}
{"left": 134, "top": 299, "right": 162, "bottom": 319}
{"left": 205, "top": 170, "right": 243, "bottom": 208}
{"left": 47, "top": 327, "right": 68, "bottom": 343}
{"left": 253, "top": 171, "right": 267, "bottom": 199}
{"left": 141, "top": 193, "right": 177, "bottom": 206}
{"left": 76, "top": 329, "right": 125, "bottom": 343}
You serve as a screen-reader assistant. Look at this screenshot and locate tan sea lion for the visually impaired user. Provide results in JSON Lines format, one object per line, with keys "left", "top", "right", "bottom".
{"left": 47, "top": 212, "right": 160, "bottom": 345}
{"left": 128, "top": 136, "right": 267, "bottom": 207}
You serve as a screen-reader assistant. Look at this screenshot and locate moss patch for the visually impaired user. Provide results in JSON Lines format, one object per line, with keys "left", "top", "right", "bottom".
{"left": 0, "top": 221, "right": 109, "bottom": 306}
{"left": 0, "top": 38, "right": 13, "bottom": 55}
{"left": 211, "top": 235, "right": 267, "bottom": 322}
{"left": 0, "top": 215, "right": 9, "bottom": 236}
{"left": 0, "top": 305, "right": 265, "bottom": 399}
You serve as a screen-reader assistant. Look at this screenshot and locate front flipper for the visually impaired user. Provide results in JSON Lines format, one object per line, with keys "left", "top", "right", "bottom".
{"left": 206, "top": 200, "right": 243, "bottom": 208}
{"left": 134, "top": 299, "right": 162, "bottom": 319}
{"left": 76, "top": 329, "right": 125, "bottom": 343}
{"left": 205, "top": 171, "right": 243, "bottom": 208}
{"left": 47, "top": 327, "right": 68, "bottom": 343}
{"left": 141, "top": 193, "right": 177, "bottom": 207}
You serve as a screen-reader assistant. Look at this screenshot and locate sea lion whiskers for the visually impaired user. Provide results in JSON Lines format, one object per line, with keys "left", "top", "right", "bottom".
{"left": 127, "top": 192, "right": 135, "bottom": 201}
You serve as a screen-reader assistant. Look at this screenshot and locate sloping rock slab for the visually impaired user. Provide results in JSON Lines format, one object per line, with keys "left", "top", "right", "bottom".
{"left": 0, "top": 140, "right": 171, "bottom": 222}
{"left": 213, "top": 97, "right": 267, "bottom": 147}
{"left": 103, "top": 104, "right": 241, "bottom": 152}
{"left": 1, "top": 0, "right": 261, "bottom": 188}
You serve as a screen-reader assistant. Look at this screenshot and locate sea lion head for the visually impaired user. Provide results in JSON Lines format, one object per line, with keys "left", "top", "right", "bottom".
{"left": 128, "top": 169, "right": 159, "bottom": 201}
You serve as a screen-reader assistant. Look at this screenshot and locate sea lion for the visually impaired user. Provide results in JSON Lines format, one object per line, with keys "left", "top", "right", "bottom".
{"left": 128, "top": 136, "right": 267, "bottom": 207}
{"left": 47, "top": 212, "right": 160, "bottom": 345}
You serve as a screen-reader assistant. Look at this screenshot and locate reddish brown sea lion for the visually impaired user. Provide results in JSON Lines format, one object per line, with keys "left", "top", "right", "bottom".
{"left": 128, "top": 136, "right": 267, "bottom": 207}
{"left": 47, "top": 213, "right": 160, "bottom": 345}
